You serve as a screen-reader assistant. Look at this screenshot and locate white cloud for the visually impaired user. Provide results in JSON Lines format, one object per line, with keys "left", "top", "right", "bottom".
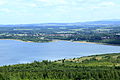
{"left": 36, "top": 0, "right": 68, "bottom": 6}
{"left": 0, "top": 0, "right": 7, "bottom": 5}
{"left": 0, "top": 8, "right": 12, "bottom": 13}
{"left": 36, "top": 0, "right": 67, "bottom": 3}
{"left": 100, "top": 2, "right": 116, "bottom": 7}
{"left": 26, "top": 3, "right": 37, "bottom": 7}
{"left": 86, "top": 1, "right": 117, "bottom": 10}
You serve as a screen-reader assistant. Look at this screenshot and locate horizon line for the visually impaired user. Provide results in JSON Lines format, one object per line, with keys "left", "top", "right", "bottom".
{"left": 0, "top": 19, "right": 120, "bottom": 25}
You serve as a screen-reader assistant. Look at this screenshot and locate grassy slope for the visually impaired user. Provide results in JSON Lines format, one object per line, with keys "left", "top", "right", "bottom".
{"left": 56, "top": 53, "right": 120, "bottom": 66}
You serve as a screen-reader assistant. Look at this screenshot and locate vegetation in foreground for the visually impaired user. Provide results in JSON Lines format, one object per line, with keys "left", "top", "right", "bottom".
{"left": 0, "top": 53, "right": 120, "bottom": 80}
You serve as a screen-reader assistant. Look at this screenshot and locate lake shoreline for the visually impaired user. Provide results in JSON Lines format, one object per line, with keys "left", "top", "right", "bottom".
{"left": 0, "top": 39, "right": 96, "bottom": 44}
{"left": 0, "top": 39, "right": 117, "bottom": 46}
{"left": 0, "top": 39, "right": 33, "bottom": 43}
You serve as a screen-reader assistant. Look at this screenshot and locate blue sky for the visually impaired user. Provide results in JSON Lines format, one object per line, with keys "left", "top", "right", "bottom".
{"left": 0, "top": 0, "right": 120, "bottom": 24}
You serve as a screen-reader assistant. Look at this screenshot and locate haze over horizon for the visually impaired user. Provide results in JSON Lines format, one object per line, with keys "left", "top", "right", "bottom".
{"left": 0, "top": 0, "right": 120, "bottom": 24}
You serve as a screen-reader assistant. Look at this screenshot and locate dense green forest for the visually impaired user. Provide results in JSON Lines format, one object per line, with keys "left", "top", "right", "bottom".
{"left": 0, "top": 53, "right": 120, "bottom": 80}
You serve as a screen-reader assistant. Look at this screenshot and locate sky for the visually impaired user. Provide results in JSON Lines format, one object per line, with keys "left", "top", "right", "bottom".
{"left": 0, "top": 0, "right": 120, "bottom": 24}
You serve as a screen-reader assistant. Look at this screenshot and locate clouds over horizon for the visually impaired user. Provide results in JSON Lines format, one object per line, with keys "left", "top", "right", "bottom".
{"left": 0, "top": 0, "right": 120, "bottom": 24}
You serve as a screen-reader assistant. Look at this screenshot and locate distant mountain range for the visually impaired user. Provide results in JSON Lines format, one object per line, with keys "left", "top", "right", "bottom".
{"left": 0, "top": 19, "right": 120, "bottom": 27}
{"left": 80, "top": 20, "right": 120, "bottom": 25}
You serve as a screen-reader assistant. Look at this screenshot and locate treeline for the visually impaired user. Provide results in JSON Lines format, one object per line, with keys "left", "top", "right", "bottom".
{"left": 0, "top": 53, "right": 120, "bottom": 80}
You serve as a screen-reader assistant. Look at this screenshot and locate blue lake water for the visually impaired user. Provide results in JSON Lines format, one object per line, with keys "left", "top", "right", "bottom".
{"left": 0, "top": 40, "right": 120, "bottom": 65}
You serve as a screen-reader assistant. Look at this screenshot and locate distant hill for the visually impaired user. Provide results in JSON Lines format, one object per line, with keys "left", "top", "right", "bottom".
{"left": 81, "top": 20, "right": 120, "bottom": 25}
{"left": 0, "top": 19, "right": 120, "bottom": 27}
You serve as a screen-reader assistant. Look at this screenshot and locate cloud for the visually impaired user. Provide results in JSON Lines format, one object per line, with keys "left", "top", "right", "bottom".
{"left": 36, "top": 0, "right": 69, "bottom": 6}
{"left": 0, "top": 0, "right": 119, "bottom": 23}
{"left": 0, "top": 0, "right": 7, "bottom": 5}
{"left": 36, "top": 0, "right": 67, "bottom": 4}
{"left": 100, "top": 2, "right": 116, "bottom": 7}
{"left": 85, "top": 1, "right": 117, "bottom": 10}
{"left": 26, "top": 3, "right": 37, "bottom": 7}
{"left": 0, "top": 8, "right": 12, "bottom": 13}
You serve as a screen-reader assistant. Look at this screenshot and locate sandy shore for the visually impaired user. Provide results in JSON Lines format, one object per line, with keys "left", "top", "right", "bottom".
{"left": 53, "top": 40, "right": 106, "bottom": 45}
{"left": 0, "top": 39, "right": 53, "bottom": 43}
{"left": 52, "top": 39, "right": 101, "bottom": 44}
{"left": 0, "top": 39, "right": 110, "bottom": 45}
{"left": 0, "top": 39, "right": 100, "bottom": 44}
{"left": 73, "top": 41, "right": 99, "bottom": 44}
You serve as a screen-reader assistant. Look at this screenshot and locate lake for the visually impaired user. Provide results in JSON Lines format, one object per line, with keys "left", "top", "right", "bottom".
{"left": 0, "top": 40, "right": 120, "bottom": 65}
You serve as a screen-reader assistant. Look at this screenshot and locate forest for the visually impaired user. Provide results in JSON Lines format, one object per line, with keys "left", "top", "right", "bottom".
{"left": 0, "top": 53, "right": 120, "bottom": 80}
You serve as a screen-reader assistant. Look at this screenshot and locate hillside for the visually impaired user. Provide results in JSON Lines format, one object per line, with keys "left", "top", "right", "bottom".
{"left": 81, "top": 20, "right": 120, "bottom": 25}
{"left": 56, "top": 53, "right": 120, "bottom": 66}
{"left": 0, "top": 53, "right": 120, "bottom": 80}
